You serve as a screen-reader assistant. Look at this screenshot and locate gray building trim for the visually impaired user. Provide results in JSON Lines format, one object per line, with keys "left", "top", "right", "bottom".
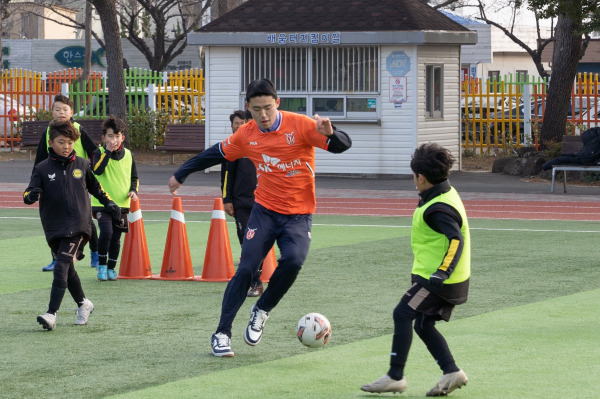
{"left": 188, "top": 31, "right": 477, "bottom": 46}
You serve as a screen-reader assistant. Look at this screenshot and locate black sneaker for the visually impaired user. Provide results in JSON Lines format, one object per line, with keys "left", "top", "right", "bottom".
{"left": 211, "top": 333, "right": 234, "bottom": 357}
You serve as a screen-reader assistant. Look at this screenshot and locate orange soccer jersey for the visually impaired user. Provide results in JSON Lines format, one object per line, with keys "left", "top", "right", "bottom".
{"left": 221, "top": 111, "right": 329, "bottom": 215}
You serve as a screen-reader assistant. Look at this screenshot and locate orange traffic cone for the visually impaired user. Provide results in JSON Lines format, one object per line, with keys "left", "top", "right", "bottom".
{"left": 118, "top": 198, "right": 152, "bottom": 279}
{"left": 260, "top": 247, "right": 277, "bottom": 283}
{"left": 152, "top": 197, "right": 196, "bottom": 280}
{"left": 197, "top": 198, "right": 235, "bottom": 282}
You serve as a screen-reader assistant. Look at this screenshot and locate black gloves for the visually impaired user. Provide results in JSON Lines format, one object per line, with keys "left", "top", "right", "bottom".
{"left": 429, "top": 270, "right": 449, "bottom": 288}
{"left": 24, "top": 188, "right": 42, "bottom": 204}
{"left": 105, "top": 202, "right": 122, "bottom": 223}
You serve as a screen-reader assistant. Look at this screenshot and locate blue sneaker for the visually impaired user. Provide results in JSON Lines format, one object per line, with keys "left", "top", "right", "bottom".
{"left": 97, "top": 265, "right": 108, "bottom": 281}
{"left": 42, "top": 260, "right": 55, "bottom": 272}
{"left": 90, "top": 252, "right": 99, "bottom": 268}
{"left": 107, "top": 269, "right": 117, "bottom": 281}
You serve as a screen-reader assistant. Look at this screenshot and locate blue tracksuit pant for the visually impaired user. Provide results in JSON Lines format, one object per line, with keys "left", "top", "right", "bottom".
{"left": 216, "top": 203, "right": 312, "bottom": 337}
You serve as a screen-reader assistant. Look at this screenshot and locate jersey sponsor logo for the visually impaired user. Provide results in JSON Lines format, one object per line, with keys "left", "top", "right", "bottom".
{"left": 48, "top": 173, "right": 56, "bottom": 181}
{"left": 258, "top": 154, "right": 303, "bottom": 174}
{"left": 72, "top": 169, "right": 83, "bottom": 179}
{"left": 246, "top": 227, "right": 256, "bottom": 240}
{"left": 285, "top": 131, "right": 295, "bottom": 145}
{"left": 249, "top": 141, "right": 257, "bottom": 145}
{"left": 257, "top": 154, "right": 281, "bottom": 173}
{"left": 286, "top": 169, "right": 301, "bottom": 177}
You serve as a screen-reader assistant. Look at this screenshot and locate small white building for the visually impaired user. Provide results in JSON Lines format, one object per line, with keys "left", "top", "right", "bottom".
{"left": 189, "top": 0, "right": 476, "bottom": 174}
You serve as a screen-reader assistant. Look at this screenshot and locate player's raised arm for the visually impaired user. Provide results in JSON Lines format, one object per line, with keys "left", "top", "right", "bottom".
{"left": 168, "top": 142, "right": 227, "bottom": 195}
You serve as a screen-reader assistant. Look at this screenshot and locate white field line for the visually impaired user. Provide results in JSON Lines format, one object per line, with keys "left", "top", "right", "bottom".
{"left": 2, "top": 216, "right": 600, "bottom": 234}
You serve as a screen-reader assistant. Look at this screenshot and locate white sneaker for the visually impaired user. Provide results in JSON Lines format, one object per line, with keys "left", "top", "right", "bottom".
{"left": 244, "top": 304, "right": 269, "bottom": 346}
{"left": 211, "top": 333, "right": 234, "bottom": 357}
{"left": 75, "top": 298, "right": 94, "bottom": 325}
{"left": 361, "top": 374, "right": 407, "bottom": 393}
{"left": 37, "top": 313, "right": 56, "bottom": 330}
{"left": 426, "top": 369, "right": 468, "bottom": 396}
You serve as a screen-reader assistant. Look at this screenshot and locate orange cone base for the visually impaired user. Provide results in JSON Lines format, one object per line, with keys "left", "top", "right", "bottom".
{"left": 118, "top": 275, "right": 152, "bottom": 280}
{"left": 195, "top": 275, "right": 231, "bottom": 282}
{"left": 150, "top": 274, "right": 197, "bottom": 281}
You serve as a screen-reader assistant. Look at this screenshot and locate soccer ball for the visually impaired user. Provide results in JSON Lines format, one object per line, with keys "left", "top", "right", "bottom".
{"left": 296, "top": 313, "right": 331, "bottom": 348}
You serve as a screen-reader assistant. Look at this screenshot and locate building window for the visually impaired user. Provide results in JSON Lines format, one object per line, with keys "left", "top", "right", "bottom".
{"left": 241, "top": 46, "right": 379, "bottom": 121}
{"left": 488, "top": 70, "right": 500, "bottom": 81}
{"left": 516, "top": 70, "right": 528, "bottom": 83}
{"left": 425, "top": 65, "right": 443, "bottom": 119}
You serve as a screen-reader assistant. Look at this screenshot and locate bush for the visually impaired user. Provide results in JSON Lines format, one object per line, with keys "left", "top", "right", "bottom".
{"left": 127, "top": 106, "right": 157, "bottom": 150}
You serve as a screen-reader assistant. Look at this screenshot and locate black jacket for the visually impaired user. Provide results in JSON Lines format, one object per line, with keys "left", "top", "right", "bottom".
{"left": 221, "top": 157, "right": 256, "bottom": 209}
{"left": 24, "top": 149, "right": 113, "bottom": 243}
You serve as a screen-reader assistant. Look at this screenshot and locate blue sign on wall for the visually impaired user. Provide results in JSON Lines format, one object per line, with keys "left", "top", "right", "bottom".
{"left": 386, "top": 51, "right": 410, "bottom": 77}
{"left": 54, "top": 46, "right": 106, "bottom": 68}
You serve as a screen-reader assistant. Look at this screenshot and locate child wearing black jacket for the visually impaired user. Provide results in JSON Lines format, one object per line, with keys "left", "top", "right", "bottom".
{"left": 24, "top": 120, "right": 120, "bottom": 331}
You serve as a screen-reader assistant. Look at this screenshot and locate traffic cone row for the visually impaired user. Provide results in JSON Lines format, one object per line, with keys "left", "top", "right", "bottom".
{"left": 117, "top": 197, "right": 274, "bottom": 283}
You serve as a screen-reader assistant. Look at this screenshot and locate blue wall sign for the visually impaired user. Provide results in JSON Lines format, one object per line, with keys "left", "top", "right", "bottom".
{"left": 386, "top": 51, "right": 410, "bottom": 77}
{"left": 54, "top": 46, "right": 106, "bottom": 68}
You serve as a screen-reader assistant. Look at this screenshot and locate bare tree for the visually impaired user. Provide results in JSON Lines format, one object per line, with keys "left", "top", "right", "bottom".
{"left": 90, "top": 0, "right": 126, "bottom": 120}
{"left": 77, "top": 1, "right": 93, "bottom": 86}
{"left": 118, "top": 0, "right": 215, "bottom": 71}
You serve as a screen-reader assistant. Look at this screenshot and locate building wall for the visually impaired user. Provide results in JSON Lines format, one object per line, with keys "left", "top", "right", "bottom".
{"left": 203, "top": 44, "right": 462, "bottom": 175}
{"left": 481, "top": 52, "right": 545, "bottom": 81}
{"left": 417, "top": 45, "right": 462, "bottom": 169}
{"left": 1, "top": 39, "right": 201, "bottom": 72}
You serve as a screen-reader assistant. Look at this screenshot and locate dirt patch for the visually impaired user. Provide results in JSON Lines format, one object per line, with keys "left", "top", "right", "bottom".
{"left": 461, "top": 155, "right": 496, "bottom": 172}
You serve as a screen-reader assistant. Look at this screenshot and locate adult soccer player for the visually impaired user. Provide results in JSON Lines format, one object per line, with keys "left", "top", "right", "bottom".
{"left": 168, "top": 79, "right": 352, "bottom": 357}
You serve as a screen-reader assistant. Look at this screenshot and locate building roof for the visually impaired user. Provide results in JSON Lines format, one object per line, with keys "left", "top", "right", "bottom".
{"left": 199, "top": 0, "right": 471, "bottom": 33}
{"left": 440, "top": 10, "right": 485, "bottom": 26}
{"left": 541, "top": 39, "right": 600, "bottom": 63}
{"left": 189, "top": 0, "right": 476, "bottom": 46}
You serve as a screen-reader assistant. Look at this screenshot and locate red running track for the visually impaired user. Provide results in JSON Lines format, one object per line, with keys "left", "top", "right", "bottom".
{"left": 2, "top": 191, "right": 599, "bottom": 221}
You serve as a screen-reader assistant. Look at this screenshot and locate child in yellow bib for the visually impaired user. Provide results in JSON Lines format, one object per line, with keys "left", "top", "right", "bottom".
{"left": 91, "top": 116, "right": 139, "bottom": 281}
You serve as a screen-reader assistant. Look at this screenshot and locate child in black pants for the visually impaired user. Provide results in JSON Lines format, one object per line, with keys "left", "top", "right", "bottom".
{"left": 24, "top": 120, "right": 120, "bottom": 330}
{"left": 91, "top": 116, "right": 139, "bottom": 281}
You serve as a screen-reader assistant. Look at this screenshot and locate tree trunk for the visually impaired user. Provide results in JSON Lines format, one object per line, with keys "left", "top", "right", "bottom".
{"left": 77, "top": 1, "right": 93, "bottom": 88}
{"left": 540, "top": 13, "right": 582, "bottom": 144}
{"left": 90, "top": 0, "right": 127, "bottom": 121}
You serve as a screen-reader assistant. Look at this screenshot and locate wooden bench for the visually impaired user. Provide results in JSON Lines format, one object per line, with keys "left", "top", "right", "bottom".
{"left": 156, "top": 123, "right": 205, "bottom": 165}
{"left": 550, "top": 135, "right": 600, "bottom": 193}
{"left": 19, "top": 119, "right": 105, "bottom": 161}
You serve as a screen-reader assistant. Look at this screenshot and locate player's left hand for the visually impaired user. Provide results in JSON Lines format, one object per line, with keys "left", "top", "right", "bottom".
{"left": 429, "top": 270, "right": 449, "bottom": 288}
{"left": 128, "top": 191, "right": 138, "bottom": 201}
{"left": 106, "top": 202, "right": 122, "bottom": 222}
{"left": 313, "top": 114, "right": 333, "bottom": 136}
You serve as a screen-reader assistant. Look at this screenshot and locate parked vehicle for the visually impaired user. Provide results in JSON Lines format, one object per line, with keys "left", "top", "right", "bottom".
{"left": 77, "top": 86, "right": 203, "bottom": 120}
{"left": 488, "top": 100, "right": 544, "bottom": 143}
{"left": 575, "top": 104, "right": 600, "bottom": 134}
{"left": 0, "top": 94, "right": 36, "bottom": 139}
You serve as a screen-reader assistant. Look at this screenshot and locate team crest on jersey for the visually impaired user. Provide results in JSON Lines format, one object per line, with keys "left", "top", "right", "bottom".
{"left": 285, "top": 131, "right": 295, "bottom": 145}
{"left": 48, "top": 173, "right": 56, "bottom": 181}
{"left": 72, "top": 169, "right": 83, "bottom": 179}
{"left": 246, "top": 228, "right": 257, "bottom": 240}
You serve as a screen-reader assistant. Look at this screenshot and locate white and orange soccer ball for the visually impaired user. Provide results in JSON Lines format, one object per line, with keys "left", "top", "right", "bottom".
{"left": 296, "top": 313, "right": 331, "bottom": 348}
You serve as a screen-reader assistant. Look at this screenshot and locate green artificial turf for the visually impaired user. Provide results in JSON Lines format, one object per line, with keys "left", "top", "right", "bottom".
{"left": 1, "top": 209, "right": 599, "bottom": 398}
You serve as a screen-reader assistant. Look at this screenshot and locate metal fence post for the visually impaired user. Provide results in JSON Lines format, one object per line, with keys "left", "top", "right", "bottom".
{"left": 523, "top": 84, "right": 531, "bottom": 144}
{"left": 61, "top": 82, "right": 69, "bottom": 97}
{"left": 148, "top": 83, "right": 156, "bottom": 112}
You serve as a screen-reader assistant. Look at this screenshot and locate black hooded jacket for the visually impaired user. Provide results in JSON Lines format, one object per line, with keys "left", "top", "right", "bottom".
{"left": 24, "top": 149, "right": 113, "bottom": 243}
